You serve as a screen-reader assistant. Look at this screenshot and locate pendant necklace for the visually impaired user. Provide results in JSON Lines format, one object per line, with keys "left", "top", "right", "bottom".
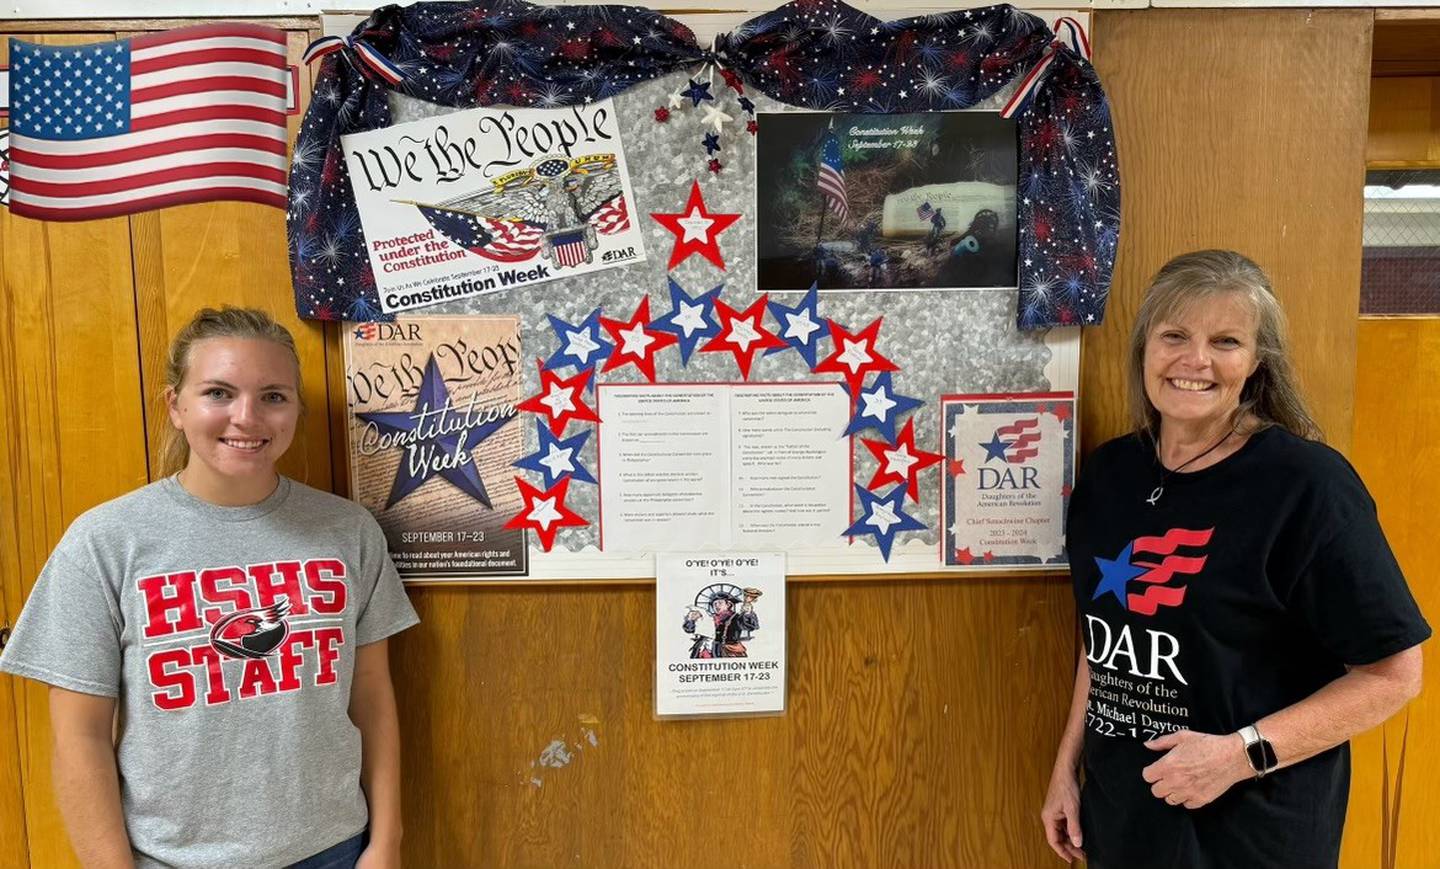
{"left": 1147, "top": 426, "right": 1237, "bottom": 506}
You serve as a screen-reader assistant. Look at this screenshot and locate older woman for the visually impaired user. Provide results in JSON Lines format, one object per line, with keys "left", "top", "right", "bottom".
{"left": 1041, "top": 251, "right": 1429, "bottom": 868}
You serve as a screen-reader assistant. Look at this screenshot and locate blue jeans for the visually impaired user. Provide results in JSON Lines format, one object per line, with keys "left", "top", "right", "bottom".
{"left": 287, "top": 830, "right": 367, "bottom": 869}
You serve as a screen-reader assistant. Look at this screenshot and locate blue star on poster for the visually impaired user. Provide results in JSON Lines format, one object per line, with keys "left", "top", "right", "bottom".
{"left": 513, "top": 419, "right": 596, "bottom": 488}
{"left": 765, "top": 283, "right": 826, "bottom": 369}
{"left": 356, "top": 354, "right": 514, "bottom": 509}
{"left": 843, "top": 483, "right": 926, "bottom": 562}
{"left": 544, "top": 308, "right": 614, "bottom": 386}
{"left": 651, "top": 277, "right": 722, "bottom": 366}
{"left": 843, "top": 371, "right": 924, "bottom": 440}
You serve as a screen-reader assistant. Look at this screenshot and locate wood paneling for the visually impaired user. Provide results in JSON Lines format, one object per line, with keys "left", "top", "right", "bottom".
{"left": 1374, "top": 14, "right": 1440, "bottom": 78}
{"left": 0, "top": 9, "right": 1397, "bottom": 869}
{"left": 131, "top": 30, "right": 328, "bottom": 489}
{"left": 1085, "top": 9, "right": 1373, "bottom": 453}
{"left": 391, "top": 577, "right": 1073, "bottom": 868}
{"left": 1368, "top": 77, "right": 1440, "bottom": 165}
{"left": 1342, "top": 318, "right": 1440, "bottom": 867}
{"left": 0, "top": 31, "right": 149, "bottom": 868}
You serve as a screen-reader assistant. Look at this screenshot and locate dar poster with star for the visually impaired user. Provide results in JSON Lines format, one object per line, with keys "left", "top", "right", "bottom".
{"left": 344, "top": 316, "right": 528, "bottom": 580}
{"left": 940, "top": 392, "right": 1074, "bottom": 569}
{"left": 340, "top": 99, "right": 646, "bottom": 315}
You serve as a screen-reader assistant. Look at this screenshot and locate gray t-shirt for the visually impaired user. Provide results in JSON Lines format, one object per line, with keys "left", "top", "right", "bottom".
{"left": 0, "top": 476, "right": 420, "bottom": 868}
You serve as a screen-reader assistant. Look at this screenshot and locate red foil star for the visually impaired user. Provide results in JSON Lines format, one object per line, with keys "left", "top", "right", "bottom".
{"left": 812, "top": 317, "right": 898, "bottom": 394}
{"left": 860, "top": 418, "right": 943, "bottom": 501}
{"left": 649, "top": 180, "right": 741, "bottom": 270}
{"left": 699, "top": 295, "right": 785, "bottom": 380}
{"left": 599, "top": 297, "right": 678, "bottom": 383}
{"left": 516, "top": 361, "right": 599, "bottom": 436}
{"left": 654, "top": 106, "right": 670, "bottom": 122}
{"left": 504, "top": 476, "right": 588, "bottom": 552}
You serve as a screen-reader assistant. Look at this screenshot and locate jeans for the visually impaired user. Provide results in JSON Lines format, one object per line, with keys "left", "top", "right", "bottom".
{"left": 287, "top": 829, "right": 368, "bottom": 869}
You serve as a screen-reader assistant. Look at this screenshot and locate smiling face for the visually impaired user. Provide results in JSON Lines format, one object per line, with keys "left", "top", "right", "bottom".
{"left": 167, "top": 337, "right": 300, "bottom": 497}
{"left": 1142, "top": 290, "right": 1261, "bottom": 434}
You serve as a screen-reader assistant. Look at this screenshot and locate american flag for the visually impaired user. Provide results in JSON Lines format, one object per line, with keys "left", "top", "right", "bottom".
{"left": 817, "top": 125, "right": 848, "bottom": 224}
{"left": 7, "top": 23, "right": 289, "bottom": 221}
{"left": 416, "top": 193, "right": 629, "bottom": 263}
{"left": 916, "top": 201, "right": 935, "bottom": 221}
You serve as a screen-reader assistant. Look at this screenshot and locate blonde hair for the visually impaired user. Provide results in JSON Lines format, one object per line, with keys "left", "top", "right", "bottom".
{"left": 1127, "top": 250, "right": 1322, "bottom": 442}
{"left": 159, "top": 307, "right": 303, "bottom": 476}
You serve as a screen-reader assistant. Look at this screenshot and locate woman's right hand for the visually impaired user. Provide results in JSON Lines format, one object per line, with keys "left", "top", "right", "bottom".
{"left": 1040, "top": 770, "right": 1086, "bottom": 863}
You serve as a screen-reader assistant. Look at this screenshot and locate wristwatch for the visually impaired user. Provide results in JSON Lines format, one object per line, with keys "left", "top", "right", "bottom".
{"left": 1239, "top": 724, "right": 1279, "bottom": 778}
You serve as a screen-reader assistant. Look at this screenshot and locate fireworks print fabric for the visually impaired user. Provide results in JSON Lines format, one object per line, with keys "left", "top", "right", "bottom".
{"left": 287, "top": 0, "right": 1118, "bottom": 329}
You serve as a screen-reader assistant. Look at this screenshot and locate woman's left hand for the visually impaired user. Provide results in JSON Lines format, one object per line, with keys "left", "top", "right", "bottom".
{"left": 355, "top": 840, "right": 402, "bottom": 869}
{"left": 1141, "top": 730, "right": 1252, "bottom": 809}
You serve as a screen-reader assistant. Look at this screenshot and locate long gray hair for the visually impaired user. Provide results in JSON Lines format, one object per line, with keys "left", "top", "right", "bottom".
{"left": 1127, "top": 250, "right": 1322, "bottom": 441}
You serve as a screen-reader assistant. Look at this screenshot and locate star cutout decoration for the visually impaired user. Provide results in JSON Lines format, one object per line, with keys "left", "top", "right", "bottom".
{"left": 650, "top": 181, "right": 740, "bottom": 270}
{"left": 860, "top": 418, "right": 943, "bottom": 502}
{"left": 700, "top": 103, "right": 733, "bottom": 133}
{"left": 699, "top": 294, "right": 785, "bottom": 380}
{"left": 599, "top": 296, "right": 678, "bottom": 383}
{"left": 765, "top": 283, "right": 827, "bottom": 369}
{"left": 543, "top": 308, "right": 614, "bottom": 378}
{"left": 516, "top": 362, "right": 599, "bottom": 436}
{"left": 680, "top": 77, "right": 713, "bottom": 106}
{"left": 504, "top": 476, "right": 588, "bottom": 552}
{"left": 1092, "top": 542, "right": 1148, "bottom": 607}
{"left": 843, "top": 371, "right": 923, "bottom": 440}
{"left": 513, "top": 419, "right": 595, "bottom": 487}
{"left": 356, "top": 354, "right": 514, "bottom": 510}
{"left": 812, "top": 317, "right": 898, "bottom": 394}
{"left": 979, "top": 431, "right": 1012, "bottom": 463}
{"left": 702, "top": 132, "right": 721, "bottom": 155}
{"left": 954, "top": 547, "right": 976, "bottom": 565}
{"left": 737, "top": 96, "right": 755, "bottom": 113}
{"left": 843, "top": 484, "right": 925, "bottom": 562}
{"left": 720, "top": 68, "right": 744, "bottom": 93}
{"left": 651, "top": 277, "right": 722, "bottom": 366}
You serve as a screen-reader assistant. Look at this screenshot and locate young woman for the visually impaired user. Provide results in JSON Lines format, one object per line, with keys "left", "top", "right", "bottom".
{"left": 1, "top": 307, "right": 418, "bottom": 868}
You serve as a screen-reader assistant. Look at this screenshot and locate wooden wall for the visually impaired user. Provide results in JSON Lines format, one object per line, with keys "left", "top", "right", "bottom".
{"left": 1343, "top": 19, "right": 1440, "bottom": 864}
{"left": 0, "top": 8, "right": 1392, "bottom": 869}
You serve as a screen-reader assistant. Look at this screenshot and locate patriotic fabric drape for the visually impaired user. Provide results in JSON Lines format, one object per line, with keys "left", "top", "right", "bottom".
{"left": 7, "top": 23, "right": 290, "bottom": 221}
{"left": 287, "top": 0, "right": 1118, "bottom": 328}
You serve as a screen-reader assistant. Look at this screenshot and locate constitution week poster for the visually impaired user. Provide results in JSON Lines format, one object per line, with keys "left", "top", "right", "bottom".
{"left": 345, "top": 316, "right": 528, "bottom": 579}
{"left": 341, "top": 100, "right": 646, "bottom": 314}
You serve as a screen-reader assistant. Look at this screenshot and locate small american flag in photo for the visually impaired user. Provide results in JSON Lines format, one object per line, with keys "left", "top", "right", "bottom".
{"left": 7, "top": 23, "right": 289, "bottom": 221}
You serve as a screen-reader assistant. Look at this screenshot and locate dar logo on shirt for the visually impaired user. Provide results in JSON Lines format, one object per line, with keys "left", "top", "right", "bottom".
{"left": 1091, "top": 527, "right": 1213, "bottom": 615}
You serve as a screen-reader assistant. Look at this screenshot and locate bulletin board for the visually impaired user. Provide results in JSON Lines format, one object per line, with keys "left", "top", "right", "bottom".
{"left": 293, "top": 2, "right": 1115, "bottom": 581}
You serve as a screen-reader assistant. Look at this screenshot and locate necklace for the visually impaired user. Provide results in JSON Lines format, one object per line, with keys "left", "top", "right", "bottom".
{"left": 1146, "top": 426, "right": 1237, "bottom": 506}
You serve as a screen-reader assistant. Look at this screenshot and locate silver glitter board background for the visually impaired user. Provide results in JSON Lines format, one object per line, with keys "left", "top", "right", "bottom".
{"left": 384, "top": 70, "right": 1072, "bottom": 573}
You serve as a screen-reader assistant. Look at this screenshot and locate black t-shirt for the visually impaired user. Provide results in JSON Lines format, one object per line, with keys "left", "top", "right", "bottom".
{"left": 1067, "top": 426, "right": 1430, "bottom": 869}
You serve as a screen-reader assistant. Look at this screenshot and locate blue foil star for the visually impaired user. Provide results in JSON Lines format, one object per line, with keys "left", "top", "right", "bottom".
{"left": 843, "top": 371, "right": 924, "bottom": 440}
{"left": 702, "top": 131, "right": 721, "bottom": 154}
{"left": 544, "top": 308, "right": 614, "bottom": 388}
{"left": 765, "top": 282, "right": 826, "bottom": 369}
{"left": 1092, "top": 542, "right": 1148, "bottom": 608}
{"left": 356, "top": 355, "right": 515, "bottom": 509}
{"left": 513, "top": 419, "right": 595, "bottom": 487}
{"left": 651, "top": 277, "right": 722, "bottom": 366}
{"left": 843, "top": 483, "right": 926, "bottom": 562}
{"left": 681, "top": 77, "right": 713, "bottom": 106}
